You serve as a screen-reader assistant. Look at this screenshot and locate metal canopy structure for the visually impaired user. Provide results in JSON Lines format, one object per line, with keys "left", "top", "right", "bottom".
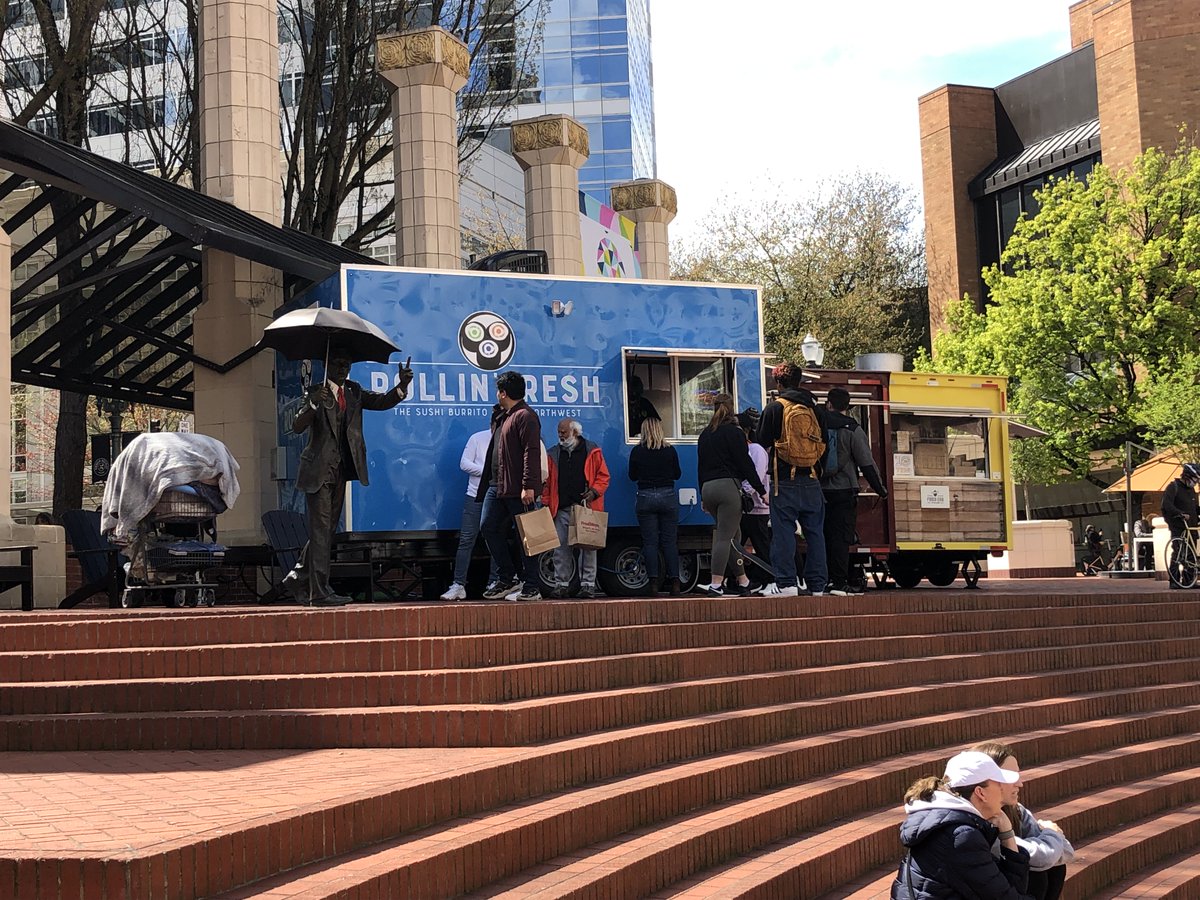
{"left": 0, "top": 121, "right": 374, "bottom": 411}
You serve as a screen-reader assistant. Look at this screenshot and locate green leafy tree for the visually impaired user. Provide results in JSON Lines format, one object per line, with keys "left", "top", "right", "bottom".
{"left": 922, "top": 139, "right": 1200, "bottom": 481}
{"left": 1137, "top": 352, "right": 1200, "bottom": 463}
{"left": 673, "top": 173, "right": 929, "bottom": 368}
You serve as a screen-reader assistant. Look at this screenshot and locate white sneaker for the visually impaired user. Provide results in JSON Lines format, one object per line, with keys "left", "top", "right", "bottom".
{"left": 505, "top": 581, "right": 525, "bottom": 602}
{"left": 440, "top": 583, "right": 467, "bottom": 601}
{"left": 752, "top": 582, "right": 781, "bottom": 596}
{"left": 776, "top": 586, "right": 800, "bottom": 597}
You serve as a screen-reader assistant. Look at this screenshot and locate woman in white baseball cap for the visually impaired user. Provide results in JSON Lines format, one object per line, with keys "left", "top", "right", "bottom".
{"left": 891, "top": 750, "right": 1034, "bottom": 899}
{"left": 971, "top": 742, "right": 1074, "bottom": 900}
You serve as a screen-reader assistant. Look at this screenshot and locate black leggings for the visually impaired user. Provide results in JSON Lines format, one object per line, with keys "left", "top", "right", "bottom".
{"left": 1027, "top": 865, "right": 1066, "bottom": 900}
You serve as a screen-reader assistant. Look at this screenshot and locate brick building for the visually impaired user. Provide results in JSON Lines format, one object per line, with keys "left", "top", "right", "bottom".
{"left": 919, "top": 0, "right": 1200, "bottom": 336}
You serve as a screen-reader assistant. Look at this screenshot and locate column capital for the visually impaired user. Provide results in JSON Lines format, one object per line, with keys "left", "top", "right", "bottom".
{"left": 511, "top": 115, "right": 590, "bottom": 170}
{"left": 610, "top": 178, "right": 677, "bottom": 223}
{"left": 377, "top": 26, "right": 470, "bottom": 91}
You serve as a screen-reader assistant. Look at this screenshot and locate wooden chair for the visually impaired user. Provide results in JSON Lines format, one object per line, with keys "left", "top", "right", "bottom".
{"left": 261, "top": 510, "right": 377, "bottom": 602}
{"left": 60, "top": 510, "right": 124, "bottom": 609}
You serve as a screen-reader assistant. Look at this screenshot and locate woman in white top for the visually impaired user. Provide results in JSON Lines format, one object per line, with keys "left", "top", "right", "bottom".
{"left": 972, "top": 741, "right": 1075, "bottom": 900}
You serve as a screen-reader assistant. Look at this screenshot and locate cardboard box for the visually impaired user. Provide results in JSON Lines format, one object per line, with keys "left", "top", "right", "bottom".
{"left": 913, "top": 442, "right": 948, "bottom": 476}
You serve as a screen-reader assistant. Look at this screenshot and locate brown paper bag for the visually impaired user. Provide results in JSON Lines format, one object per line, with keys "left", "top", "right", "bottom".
{"left": 568, "top": 504, "right": 608, "bottom": 548}
{"left": 515, "top": 505, "right": 561, "bottom": 556}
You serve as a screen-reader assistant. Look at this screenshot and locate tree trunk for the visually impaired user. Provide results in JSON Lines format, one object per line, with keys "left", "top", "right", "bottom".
{"left": 51, "top": 391, "right": 89, "bottom": 514}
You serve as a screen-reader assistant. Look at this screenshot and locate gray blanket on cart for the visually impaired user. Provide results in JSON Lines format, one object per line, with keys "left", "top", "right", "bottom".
{"left": 101, "top": 433, "right": 241, "bottom": 541}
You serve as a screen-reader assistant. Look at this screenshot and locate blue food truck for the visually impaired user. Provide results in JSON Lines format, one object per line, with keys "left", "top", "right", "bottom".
{"left": 276, "top": 265, "right": 765, "bottom": 597}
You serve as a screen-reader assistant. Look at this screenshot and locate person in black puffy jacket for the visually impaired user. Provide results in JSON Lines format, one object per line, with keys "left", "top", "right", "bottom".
{"left": 892, "top": 750, "right": 1033, "bottom": 900}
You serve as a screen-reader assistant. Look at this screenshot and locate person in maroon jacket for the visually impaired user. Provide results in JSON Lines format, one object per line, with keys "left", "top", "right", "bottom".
{"left": 478, "top": 370, "right": 545, "bottom": 601}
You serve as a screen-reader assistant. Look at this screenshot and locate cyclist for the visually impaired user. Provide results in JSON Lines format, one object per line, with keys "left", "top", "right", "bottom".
{"left": 1162, "top": 462, "right": 1200, "bottom": 588}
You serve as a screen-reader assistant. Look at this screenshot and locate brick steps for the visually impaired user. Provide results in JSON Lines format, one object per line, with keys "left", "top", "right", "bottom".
{"left": 480, "top": 743, "right": 1200, "bottom": 900}
{"left": 9, "top": 624, "right": 1200, "bottom": 717}
{"left": 12, "top": 610, "right": 1198, "bottom": 684}
{"left": 2, "top": 591, "right": 1192, "bottom": 653}
{"left": 1092, "top": 848, "right": 1200, "bottom": 899}
{"left": 717, "top": 759, "right": 1200, "bottom": 900}
{"left": 6, "top": 644, "right": 1200, "bottom": 751}
{"left": 215, "top": 714, "right": 1200, "bottom": 899}
{"left": 5, "top": 588, "right": 1200, "bottom": 898}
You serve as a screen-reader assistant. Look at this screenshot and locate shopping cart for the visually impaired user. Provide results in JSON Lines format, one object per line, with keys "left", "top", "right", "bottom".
{"left": 120, "top": 484, "right": 226, "bottom": 608}
{"left": 100, "top": 432, "right": 240, "bottom": 609}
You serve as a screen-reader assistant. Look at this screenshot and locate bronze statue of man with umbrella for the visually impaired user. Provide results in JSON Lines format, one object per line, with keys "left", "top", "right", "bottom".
{"left": 259, "top": 307, "right": 413, "bottom": 606}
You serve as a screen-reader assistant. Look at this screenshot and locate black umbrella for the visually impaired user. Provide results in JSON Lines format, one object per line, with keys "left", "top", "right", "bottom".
{"left": 258, "top": 307, "right": 400, "bottom": 364}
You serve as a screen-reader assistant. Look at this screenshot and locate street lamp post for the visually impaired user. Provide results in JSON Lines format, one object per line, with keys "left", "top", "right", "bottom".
{"left": 96, "top": 396, "right": 130, "bottom": 458}
{"left": 800, "top": 332, "right": 825, "bottom": 368}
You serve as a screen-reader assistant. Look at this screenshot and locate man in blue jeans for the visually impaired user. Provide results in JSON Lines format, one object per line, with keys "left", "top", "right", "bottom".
{"left": 754, "top": 362, "right": 829, "bottom": 597}
{"left": 439, "top": 406, "right": 502, "bottom": 600}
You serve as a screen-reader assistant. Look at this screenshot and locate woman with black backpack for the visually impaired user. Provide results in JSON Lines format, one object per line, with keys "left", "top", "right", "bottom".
{"left": 694, "top": 394, "right": 766, "bottom": 596}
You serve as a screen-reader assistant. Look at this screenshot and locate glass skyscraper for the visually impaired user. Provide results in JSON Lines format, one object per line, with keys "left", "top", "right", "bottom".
{"left": 515, "top": 0, "right": 657, "bottom": 202}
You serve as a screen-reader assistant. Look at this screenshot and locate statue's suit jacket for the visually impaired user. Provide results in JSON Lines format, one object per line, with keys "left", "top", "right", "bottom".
{"left": 292, "top": 380, "right": 404, "bottom": 493}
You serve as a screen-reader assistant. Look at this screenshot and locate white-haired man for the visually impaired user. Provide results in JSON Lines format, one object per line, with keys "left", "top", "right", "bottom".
{"left": 542, "top": 418, "right": 610, "bottom": 598}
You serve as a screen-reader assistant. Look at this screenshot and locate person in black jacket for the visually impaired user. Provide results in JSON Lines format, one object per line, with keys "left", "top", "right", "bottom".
{"left": 892, "top": 750, "right": 1033, "bottom": 900}
{"left": 695, "top": 394, "right": 766, "bottom": 596}
{"left": 755, "top": 362, "right": 829, "bottom": 597}
{"left": 1162, "top": 462, "right": 1200, "bottom": 588}
{"left": 628, "top": 414, "right": 682, "bottom": 595}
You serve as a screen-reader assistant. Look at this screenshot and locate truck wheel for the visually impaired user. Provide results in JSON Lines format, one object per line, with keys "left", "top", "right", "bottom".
{"left": 598, "top": 540, "right": 649, "bottom": 597}
{"left": 926, "top": 562, "right": 960, "bottom": 587}
{"left": 535, "top": 550, "right": 579, "bottom": 596}
{"left": 678, "top": 553, "right": 701, "bottom": 593}
{"left": 889, "top": 559, "right": 923, "bottom": 590}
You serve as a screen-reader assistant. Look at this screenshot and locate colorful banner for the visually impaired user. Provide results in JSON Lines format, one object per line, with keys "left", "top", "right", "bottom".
{"left": 579, "top": 192, "right": 642, "bottom": 279}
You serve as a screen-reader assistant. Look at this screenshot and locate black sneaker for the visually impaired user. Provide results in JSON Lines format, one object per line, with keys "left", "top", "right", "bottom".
{"left": 828, "top": 584, "right": 849, "bottom": 597}
{"left": 693, "top": 583, "right": 723, "bottom": 596}
{"left": 577, "top": 584, "right": 596, "bottom": 599}
{"left": 722, "top": 582, "right": 751, "bottom": 597}
{"left": 516, "top": 586, "right": 542, "bottom": 601}
{"left": 847, "top": 583, "right": 866, "bottom": 595}
{"left": 483, "top": 579, "right": 519, "bottom": 600}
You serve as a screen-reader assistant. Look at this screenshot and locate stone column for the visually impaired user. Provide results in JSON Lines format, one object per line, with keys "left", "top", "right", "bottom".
{"left": 918, "top": 84, "right": 997, "bottom": 338}
{"left": 377, "top": 27, "right": 470, "bottom": 269}
{"left": 194, "top": 0, "right": 282, "bottom": 542}
{"left": 0, "top": 228, "right": 66, "bottom": 608}
{"left": 610, "top": 179, "right": 677, "bottom": 281}
{"left": 0, "top": 228, "right": 11, "bottom": 520}
{"left": 511, "top": 115, "right": 590, "bottom": 276}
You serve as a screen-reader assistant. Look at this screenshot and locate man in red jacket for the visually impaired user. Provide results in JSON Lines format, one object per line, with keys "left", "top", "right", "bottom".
{"left": 543, "top": 418, "right": 611, "bottom": 598}
{"left": 478, "top": 370, "right": 545, "bottom": 601}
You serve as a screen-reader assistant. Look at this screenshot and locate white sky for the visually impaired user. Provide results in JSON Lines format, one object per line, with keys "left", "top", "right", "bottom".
{"left": 650, "top": 0, "right": 1074, "bottom": 244}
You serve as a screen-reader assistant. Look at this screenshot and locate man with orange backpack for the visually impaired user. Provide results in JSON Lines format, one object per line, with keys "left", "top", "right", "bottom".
{"left": 754, "top": 361, "right": 829, "bottom": 597}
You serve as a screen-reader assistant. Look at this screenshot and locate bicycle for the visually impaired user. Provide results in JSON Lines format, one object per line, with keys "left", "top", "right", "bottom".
{"left": 1166, "top": 525, "right": 1200, "bottom": 589}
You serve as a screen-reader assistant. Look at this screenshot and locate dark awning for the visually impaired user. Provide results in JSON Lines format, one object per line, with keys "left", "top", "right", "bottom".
{"left": 0, "top": 121, "right": 375, "bottom": 410}
{"left": 970, "top": 118, "right": 1101, "bottom": 198}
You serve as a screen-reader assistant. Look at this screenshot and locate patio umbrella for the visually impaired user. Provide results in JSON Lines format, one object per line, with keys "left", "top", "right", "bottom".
{"left": 1102, "top": 449, "right": 1182, "bottom": 494}
{"left": 258, "top": 307, "right": 400, "bottom": 364}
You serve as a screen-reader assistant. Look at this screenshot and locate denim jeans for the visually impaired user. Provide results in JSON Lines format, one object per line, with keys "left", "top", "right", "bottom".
{"left": 553, "top": 507, "right": 598, "bottom": 587}
{"left": 769, "top": 475, "right": 828, "bottom": 592}
{"left": 635, "top": 486, "right": 679, "bottom": 578}
{"left": 481, "top": 494, "right": 542, "bottom": 583}
{"left": 451, "top": 491, "right": 498, "bottom": 585}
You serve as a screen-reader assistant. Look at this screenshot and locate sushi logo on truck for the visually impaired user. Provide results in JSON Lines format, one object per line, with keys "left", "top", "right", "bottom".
{"left": 459, "top": 311, "right": 515, "bottom": 371}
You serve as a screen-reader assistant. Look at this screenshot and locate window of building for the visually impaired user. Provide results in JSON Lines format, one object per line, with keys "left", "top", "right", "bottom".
{"left": 87, "top": 98, "right": 164, "bottom": 137}
{"left": 623, "top": 350, "right": 736, "bottom": 442}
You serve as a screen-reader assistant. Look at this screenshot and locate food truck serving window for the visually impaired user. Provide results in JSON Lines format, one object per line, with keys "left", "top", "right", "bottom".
{"left": 624, "top": 349, "right": 736, "bottom": 442}
{"left": 891, "top": 412, "right": 991, "bottom": 479}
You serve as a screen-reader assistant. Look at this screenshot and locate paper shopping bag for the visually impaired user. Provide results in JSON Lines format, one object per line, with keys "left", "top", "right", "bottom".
{"left": 515, "top": 505, "right": 561, "bottom": 556}
{"left": 568, "top": 504, "right": 609, "bottom": 549}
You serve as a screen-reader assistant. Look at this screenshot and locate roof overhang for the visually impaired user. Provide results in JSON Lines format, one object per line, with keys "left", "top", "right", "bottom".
{"left": 0, "top": 121, "right": 376, "bottom": 410}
